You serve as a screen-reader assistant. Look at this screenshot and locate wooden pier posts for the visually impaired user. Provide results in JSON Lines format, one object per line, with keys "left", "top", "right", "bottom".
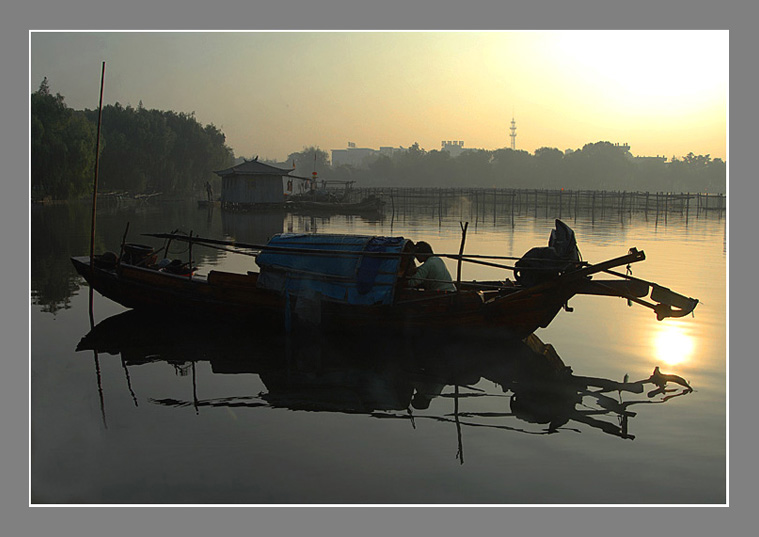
{"left": 349, "top": 187, "right": 723, "bottom": 227}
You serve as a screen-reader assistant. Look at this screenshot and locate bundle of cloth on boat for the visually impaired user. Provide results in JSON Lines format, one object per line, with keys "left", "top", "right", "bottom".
{"left": 255, "top": 233, "right": 408, "bottom": 305}
{"left": 514, "top": 219, "right": 581, "bottom": 287}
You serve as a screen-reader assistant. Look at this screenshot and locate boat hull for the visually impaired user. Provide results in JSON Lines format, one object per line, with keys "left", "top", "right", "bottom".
{"left": 284, "top": 197, "right": 385, "bottom": 215}
{"left": 71, "top": 256, "right": 570, "bottom": 341}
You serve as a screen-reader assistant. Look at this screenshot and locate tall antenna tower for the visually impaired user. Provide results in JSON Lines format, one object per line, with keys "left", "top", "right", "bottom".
{"left": 509, "top": 115, "right": 517, "bottom": 150}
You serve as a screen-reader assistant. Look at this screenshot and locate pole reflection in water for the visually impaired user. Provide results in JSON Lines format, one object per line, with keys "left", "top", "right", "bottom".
{"left": 89, "top": 286, "right": 108, "bottom": 429}
{"left": 76, "top": 310, "right": 694, "bottom": 462}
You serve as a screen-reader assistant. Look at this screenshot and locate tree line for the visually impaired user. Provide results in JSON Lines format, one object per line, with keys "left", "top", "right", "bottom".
{"left": 32, "top": 80, "right": 725, "bottom": 201}
{"left": 321, "top": 141, "right": 726, "bottom": 193}
{"left": 31, "top": 79, "right": 234, "bottom": 201}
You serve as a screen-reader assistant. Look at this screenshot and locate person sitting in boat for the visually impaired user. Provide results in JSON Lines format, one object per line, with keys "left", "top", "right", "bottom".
{"left": 407, "top": 241, "right": 456, "bottom": 292}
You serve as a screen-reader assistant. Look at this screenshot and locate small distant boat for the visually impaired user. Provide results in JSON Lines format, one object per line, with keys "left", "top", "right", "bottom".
{"left": 285, "top": 194, "right": 385, "bottom": 214}
{"left": 285, "top": 178, "right": 384, "bottom": 214}
{"left": 71, "top": 220, "right": 698, "bottom": 341}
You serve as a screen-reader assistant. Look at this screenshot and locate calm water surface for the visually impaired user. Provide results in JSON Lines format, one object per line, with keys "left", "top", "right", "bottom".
{"left": 30, "top": 198, "right": 726, "bottom": 504}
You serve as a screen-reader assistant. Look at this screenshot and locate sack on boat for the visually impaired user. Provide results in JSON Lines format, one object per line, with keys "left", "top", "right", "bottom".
{"left": 514, "top": 220, "right": 581, "bottom": 287}
{"left": 514, "top": 247, "right": 565, "bottom": 287}
{"left": 122, "top": 243, "right": 156, "bottom": 266}
{"left": 94, "top": 251, "right": 119, "bottom": 269}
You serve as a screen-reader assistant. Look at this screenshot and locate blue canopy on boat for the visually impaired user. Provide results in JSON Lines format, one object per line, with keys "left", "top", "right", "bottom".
{"left": 255, "top": 233, "right": 409, "bottom": 305}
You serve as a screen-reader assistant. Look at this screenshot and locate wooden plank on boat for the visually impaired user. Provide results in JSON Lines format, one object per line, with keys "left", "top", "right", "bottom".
{"left": 207, "top": 270, "right": 258, "bottom": 287}
{"left": 578, "top": 279, "right": 650, "bottom": 298}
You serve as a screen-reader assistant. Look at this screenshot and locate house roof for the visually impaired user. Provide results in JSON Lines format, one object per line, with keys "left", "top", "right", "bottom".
{"left": 215, "top": 159, "right": 294, "bottom": 177}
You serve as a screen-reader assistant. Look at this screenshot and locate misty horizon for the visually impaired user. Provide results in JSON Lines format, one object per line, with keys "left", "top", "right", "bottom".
{"left": 30, "top": 31, "right": 728, "bottom": 164}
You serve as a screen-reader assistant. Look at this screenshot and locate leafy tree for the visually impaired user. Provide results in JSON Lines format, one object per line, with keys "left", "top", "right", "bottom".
{"left": 421, "top": 150, "right": 455, "bottom": 186}
{"left": 564, "top": 141, "right": 633, "bottom": 189}
{"left": 84, "top": 104, "right": 234, "bottom": 195}
{"left": 32, "top": 82, "right": 726, "bottom": 196}
{"left": 668, "top": 153, "right": 726, "bottom": 193}
{"left": 331, "top": 164, "right": 359, "bottom": 184}
{"left": 391, "top": 142, "right": 428, "bottom": 185}
{"left": 454, "top": 149, "right": 493, "bottom": 187}
{"left": 287, "top": 146, "right": 330, "bottom": 178}
{"left": 407, "top": 142, "right": 425, "bottom": 158}
{"left": 322, "top": 141, "right": 724, "bottom": 192}
{"left": 704, "top": 158, "right": 727, "bottom": 192}
{"left": 491, "top": 148, "right": 535, "bottom": 188}
{"left": 38, "top": 76, "right": 50, "bottom": 95}
{"left": 533, "top": 147, "right": 565, "bottom": 189}
{"left": 631, "top": 157, "right": 668, "bottom": 191}
{"left": 31, "top": 80, "right": 97, "bottom": 200}
{"left": 366, "top": 154, "right": 396, "bottom": 184}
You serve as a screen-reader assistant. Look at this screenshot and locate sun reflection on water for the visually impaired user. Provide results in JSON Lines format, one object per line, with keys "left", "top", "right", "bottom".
{"left": 652, "top": 322, "right": 695, "bottom": 366}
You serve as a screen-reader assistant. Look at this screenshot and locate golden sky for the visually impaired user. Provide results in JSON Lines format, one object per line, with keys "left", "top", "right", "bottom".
{"left": 30, "top": 31, "right": 728, "bottom": 161}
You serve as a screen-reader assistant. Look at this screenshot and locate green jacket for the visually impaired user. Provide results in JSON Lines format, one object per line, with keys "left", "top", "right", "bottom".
{"left": 408, "top": 256, "right": 456, "bottom": 292}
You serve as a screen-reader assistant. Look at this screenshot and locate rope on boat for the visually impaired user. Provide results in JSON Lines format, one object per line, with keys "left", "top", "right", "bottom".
{"left": 142, "top": 232, "right": 587, "bottom": 273}
{"left": 135, "top": 234, "right": 660, "bottom": 303}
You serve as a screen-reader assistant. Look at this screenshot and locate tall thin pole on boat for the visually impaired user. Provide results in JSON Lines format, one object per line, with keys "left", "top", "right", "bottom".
{"left": 89, "top": 61, "right": 106, "bottom": 268}
{"left": 457, "top": 221, "right": 468, "bottom": 286}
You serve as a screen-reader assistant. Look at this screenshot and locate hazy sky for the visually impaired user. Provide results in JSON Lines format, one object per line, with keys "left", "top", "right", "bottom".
{"left": 30, "top": 30, "right": 728, "bottom": 162}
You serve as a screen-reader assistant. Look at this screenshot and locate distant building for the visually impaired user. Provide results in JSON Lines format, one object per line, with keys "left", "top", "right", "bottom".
{"left": 331, "top": 146, "right": 376, "bottom": 168}
{"left": 332, "top": 143, "right": 403, "bottom": 168}
{"left": 613, "top": 142, "right": 632, "bottom": 156}
{"left": 563, "top": 143, "right": 634, "bottom": 157}
{"left": 633, "top": 155, "right": 668, "bottom": 163}
{"left": 441, "top": 140, "right": 466, "bottom": 157}
{"left": 331, "top": 139, "right": 481, "bottom": 167}
{"left": 214, "top": 158, "right": 294, "bottom": 208}
{"left": 610, "top": 143, "right": 669, "bottom": 162}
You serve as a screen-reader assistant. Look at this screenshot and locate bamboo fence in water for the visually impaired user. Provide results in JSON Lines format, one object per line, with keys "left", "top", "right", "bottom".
{"left": 343, "top": 187, "right": 725, "bottom": 225}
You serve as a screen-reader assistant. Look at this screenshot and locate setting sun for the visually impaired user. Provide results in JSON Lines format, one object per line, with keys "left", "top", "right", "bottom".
{"left": 30, "top": 30, "right": 727, "bottom": 162}
{"left": 652, "top": 322, "right": 696, "bottom": 366}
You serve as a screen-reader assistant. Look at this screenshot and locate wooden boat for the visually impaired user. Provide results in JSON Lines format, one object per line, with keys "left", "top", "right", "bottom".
{"left": 284, "top": 177, "right": 384, "bottom": 214}
{"left": 71, "top": 220, "right": 698, "bottom": 341}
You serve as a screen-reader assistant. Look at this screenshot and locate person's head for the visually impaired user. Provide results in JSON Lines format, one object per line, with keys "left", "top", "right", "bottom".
{"left": 414, "top": 241, "right": 434, "bottom": 262}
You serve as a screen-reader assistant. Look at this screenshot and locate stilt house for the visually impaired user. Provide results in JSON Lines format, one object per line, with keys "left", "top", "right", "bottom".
{"left": 214, "top": 158, "right": 294, "bottom": 208}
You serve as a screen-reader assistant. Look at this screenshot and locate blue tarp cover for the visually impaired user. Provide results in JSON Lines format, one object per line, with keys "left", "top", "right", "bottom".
{"left": 255, "top": 234, "right": 408, "bottom": 305}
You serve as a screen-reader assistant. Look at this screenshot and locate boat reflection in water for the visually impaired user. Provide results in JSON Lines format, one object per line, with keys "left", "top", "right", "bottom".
{"left": 77, "top": 311, "right": 693, "bottom": 463}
